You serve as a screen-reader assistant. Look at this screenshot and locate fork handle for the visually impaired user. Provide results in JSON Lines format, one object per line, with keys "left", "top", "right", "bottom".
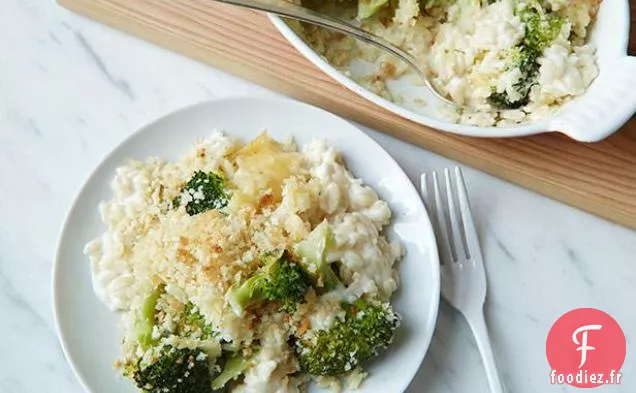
{"left": 466, "top": 310, "right": 505, "bottom": 393}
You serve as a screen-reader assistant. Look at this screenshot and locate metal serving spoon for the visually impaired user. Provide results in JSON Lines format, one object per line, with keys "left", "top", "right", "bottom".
{"left": 211, "top": 0, "right": 458, "bottom": 107}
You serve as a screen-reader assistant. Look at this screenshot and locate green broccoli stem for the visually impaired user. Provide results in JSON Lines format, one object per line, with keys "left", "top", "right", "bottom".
{"left": 211, "top": 353, "right": 250, "bottom": 391}
{"left": 293, "top": 220, "right": 342, "bottom": 293}
{"left": 318, "top": 262, "right": 341, "bottom": 292}
{"left": 357, "top": 0, "right": 390, "bottom": 19}
{"left": 227, "top": 273, "right": 268, "bottom": 314}
{"left": 136, "top": 286, "right": 163, "bottom": 350}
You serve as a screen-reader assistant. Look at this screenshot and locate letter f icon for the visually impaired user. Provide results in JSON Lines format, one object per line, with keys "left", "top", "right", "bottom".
{"left": 573, "top": 324, "right": 603, "bottom": 368}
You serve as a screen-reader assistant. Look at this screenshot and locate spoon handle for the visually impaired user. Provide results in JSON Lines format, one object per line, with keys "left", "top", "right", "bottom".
{"left": 208, "top": 0, "right": 453, "bottom": 105}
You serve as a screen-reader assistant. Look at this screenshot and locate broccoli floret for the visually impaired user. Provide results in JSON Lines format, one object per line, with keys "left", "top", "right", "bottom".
{"left": 125, "top": 290, "right": 219, "bottom": 392}
{"left": 228, "top": 250, "right": 312, "bottom": 315}
{"left": 296, "top": 299, "right": 400, "bottom": 376}
{"left": 127, "top": 345, "right": 211, "bottom": 393}
{"left": 135, "top": 286, "right": 163, "bottom": 350}
{"left": 179, "top": 302, "right": 219, "bottom": 340}
{"left": 487, "top": 45, "right": 539, "bottom": 109}
{"left": 517, "top": 2, "right": 565, "bottom": 54}
{"left": 293, "top": 221, "right": 342, "bottom": 293}
{"left": 173, "top": 171, "right": 228, "bottom": 216}
{"left": 211, "top": 353, "right": 250, "bottom": 391}
{"left": 487, "top": 3, "right": 564, "bottom": 109}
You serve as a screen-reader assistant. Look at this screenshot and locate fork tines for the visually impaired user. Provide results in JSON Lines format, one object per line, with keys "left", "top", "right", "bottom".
{"left": 420, "top": 167, "right": 481, "bottom": 266}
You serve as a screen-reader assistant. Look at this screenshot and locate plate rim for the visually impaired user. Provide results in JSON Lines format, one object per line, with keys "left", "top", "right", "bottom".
{"left": 51, "top": 95, "right": 441, "bottom": 393}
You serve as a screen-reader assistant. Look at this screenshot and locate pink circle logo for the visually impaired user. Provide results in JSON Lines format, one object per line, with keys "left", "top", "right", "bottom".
{"left": 546, "top": 308, "right": 626, "bottom": 388}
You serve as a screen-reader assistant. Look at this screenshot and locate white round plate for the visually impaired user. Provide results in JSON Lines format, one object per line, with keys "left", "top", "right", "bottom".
{"left": 53, "top": 96, "right": 440, "bottom": 393}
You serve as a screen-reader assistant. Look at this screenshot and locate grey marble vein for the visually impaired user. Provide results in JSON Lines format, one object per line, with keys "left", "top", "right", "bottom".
{"left": 562, "top": 242, "right": 594, "bottom": 287}
{"left": 74, "top": 31, "right": 135, "bottom": 100}
{"left": 524, "top": 313, "right": 540, "bottom": 324}
{"left": 26, "top": 117, "right": 42, "bottom": 135}
{"left": 0, "top": 265, "right": 48, "bottom": 328}
{"left": 421, "top": 353, "right": 457, "bottom": 391}
{"left": 199, "top": 84, "right": 215, "bottom": 97}
{"left": 501, "top": 373, "right": 514, "bottom": 393}
{"left": 494, "top": 238, "right": 516, "bottom": 262}
{"left": 49, "top": 31, "right": 61, "bottom": 45}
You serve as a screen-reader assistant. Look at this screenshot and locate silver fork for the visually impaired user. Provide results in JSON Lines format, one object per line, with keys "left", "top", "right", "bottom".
{"left": 420, "top": 167, "right": 505, "bottom": 393}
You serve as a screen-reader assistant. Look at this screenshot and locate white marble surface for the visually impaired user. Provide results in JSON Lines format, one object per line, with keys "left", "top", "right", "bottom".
{"left": 1, "top": 0, "right": 635, "bottom": 392}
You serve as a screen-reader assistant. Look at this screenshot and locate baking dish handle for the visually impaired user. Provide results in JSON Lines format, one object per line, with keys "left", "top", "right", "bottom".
{"left": 548, "top": 55, "right": 636, "bottom": 143}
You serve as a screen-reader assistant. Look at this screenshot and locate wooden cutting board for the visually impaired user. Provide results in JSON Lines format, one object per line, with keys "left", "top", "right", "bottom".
{"left": 58, "top": 0, "right": 636, "bottom": 230}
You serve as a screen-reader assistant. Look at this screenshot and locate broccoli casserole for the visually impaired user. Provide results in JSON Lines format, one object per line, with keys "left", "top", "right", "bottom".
{"left": 291, "top": 0, "right": 601, "bottom": 127}
{"left": 84, "top": 131, "right": 404, "bottom": 392}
